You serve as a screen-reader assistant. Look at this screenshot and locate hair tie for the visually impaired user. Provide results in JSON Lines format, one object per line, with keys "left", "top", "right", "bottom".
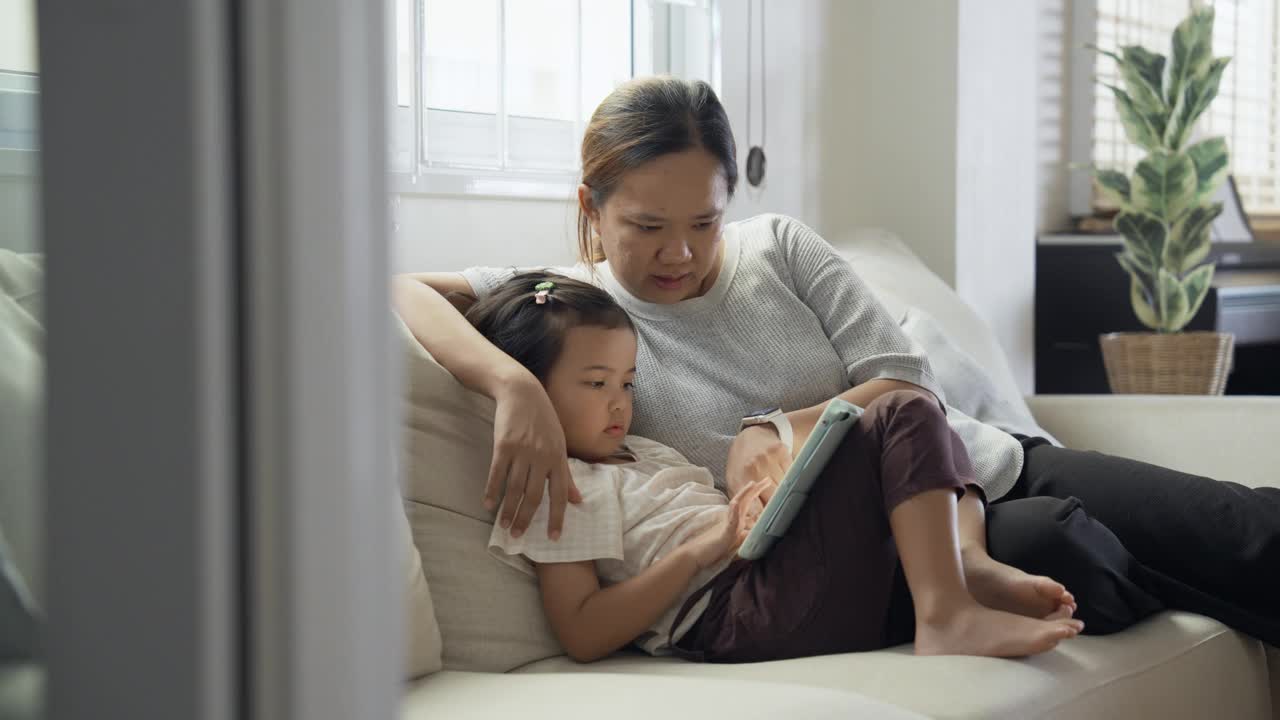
{"left": 534, "top": 280, "right": 555, "bottom": 305}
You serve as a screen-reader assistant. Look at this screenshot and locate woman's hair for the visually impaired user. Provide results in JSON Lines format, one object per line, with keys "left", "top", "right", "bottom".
{"left": 578, "top": 76, "right": 738, "bottom": 265}
{"left": 465, "top": 272, "right": 635, "bottom": 383}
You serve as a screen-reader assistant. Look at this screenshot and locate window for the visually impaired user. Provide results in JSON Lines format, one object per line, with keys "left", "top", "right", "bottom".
{"left": 1090, "top": 0, "right": 1280, "bottom": 215}
{"left": 392, "top": 0, "right": 720, "bottom": 196}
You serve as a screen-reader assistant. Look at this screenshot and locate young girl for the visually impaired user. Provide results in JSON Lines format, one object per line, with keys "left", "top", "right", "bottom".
{"left": 469, "top": 272, "right": 1083, "bottom": 663}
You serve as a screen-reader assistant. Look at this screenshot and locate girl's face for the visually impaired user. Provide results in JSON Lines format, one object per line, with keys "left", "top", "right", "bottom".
{"left": 582, "top": 149, "right": 729, "bottom": 305}
{"left": 543, "top": 324, "right": 638, "bottom": 462}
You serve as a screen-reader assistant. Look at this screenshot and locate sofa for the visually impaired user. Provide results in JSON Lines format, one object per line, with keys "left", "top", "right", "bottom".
{"left": 399, "top": 227, "right": 1280, "bottom": 720}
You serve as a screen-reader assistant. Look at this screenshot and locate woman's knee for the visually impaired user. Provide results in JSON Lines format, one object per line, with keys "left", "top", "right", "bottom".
{"left": 987, "top": 496, "right": 1102, "bottom": 567}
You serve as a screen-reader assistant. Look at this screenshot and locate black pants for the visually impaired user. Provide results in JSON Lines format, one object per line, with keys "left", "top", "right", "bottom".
{"left": 986, "top": 435, "right": 1280, "bottom": 646}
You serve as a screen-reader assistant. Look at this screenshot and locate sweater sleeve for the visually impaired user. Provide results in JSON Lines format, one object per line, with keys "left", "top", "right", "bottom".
{"left": 774, "top": 216, "right": 947, "bottom": 407}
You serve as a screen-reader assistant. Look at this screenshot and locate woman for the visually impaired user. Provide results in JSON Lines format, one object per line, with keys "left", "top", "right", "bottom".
{"left": 394, "top": 77, "right": 1280, "bottom": 647}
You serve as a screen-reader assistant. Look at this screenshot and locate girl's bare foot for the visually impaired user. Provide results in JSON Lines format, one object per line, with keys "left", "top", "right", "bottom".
{"left": 962, "top": 547, "right": 1076, "bottom": 620}
{"left": 914, "top": 602, "right": 1085, "bottom": 658}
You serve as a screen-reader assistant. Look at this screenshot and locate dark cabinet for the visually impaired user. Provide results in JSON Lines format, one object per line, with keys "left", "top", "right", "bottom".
{"left": 1035, "top": 237, "right": 1280, "bottom": 395}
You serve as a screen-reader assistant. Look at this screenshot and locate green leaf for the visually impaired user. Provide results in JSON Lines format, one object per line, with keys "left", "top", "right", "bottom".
{"left": 1115, "top": 251, "right": 1155, "bottom": 299}
{"left": 1166, "top": 7, "right": 1215, "bottom": 109}
{"left": 1130, "top": 151, "right": 1197, "bottom": 222}
{"left": 1115, "top": 211, "right": 1167, "bottom": 268}
{"left": 1186, "top": 136, "right": 1230, "bottom": 203}
{"left": 1120, "top": 45, "right": 1168, "bottom": 127}
{"left": 1157, "top": 267, "right": 1188, "bottom": 333}
{"left": 1094, "top": 169, "right": 1131, "bottom": 205}
{"left": 1166, "top": 57, "right": 1230, "bottom": 151}
{"left": 1175, "top": 264, "right": 1215, "bottom": 331}
{"left": 1129, "top": 273, "right": 1161, "bottom": 330}
{"left": 1107, "top": 85, "right": 1163, "bottom": 152}
{"left": 1167, "top": 202, "right": 1222, "bottom": 274}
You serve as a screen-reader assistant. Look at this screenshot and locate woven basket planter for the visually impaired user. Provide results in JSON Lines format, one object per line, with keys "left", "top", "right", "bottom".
{"left": 1099, "top": 331, "right": 1235, "bottom": 395}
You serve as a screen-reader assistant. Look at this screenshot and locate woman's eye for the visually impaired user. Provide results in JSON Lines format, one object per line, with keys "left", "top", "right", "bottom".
{"left": 623, "top": 382, "right": 635, "bottom": 390}
{"left": 586, "top": 381, "right": 606, "bottom": 389}
{"left": 635, "top": 223, "right": 661, "bottom": 232}
{"left": 694, "top": 221, "right": 714, "bottom": 231}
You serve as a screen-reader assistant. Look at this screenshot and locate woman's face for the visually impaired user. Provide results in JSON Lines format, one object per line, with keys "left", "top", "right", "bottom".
{"left": 584, "top": 149, "right": 730, "bottom": 304}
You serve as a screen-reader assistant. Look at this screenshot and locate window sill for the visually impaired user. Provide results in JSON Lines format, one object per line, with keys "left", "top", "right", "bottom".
{"left": 1250, "top": 216, "right": 1280, "bottom": 243}
{"left": 390, "top": 169, "right": 578, "bottom": 201}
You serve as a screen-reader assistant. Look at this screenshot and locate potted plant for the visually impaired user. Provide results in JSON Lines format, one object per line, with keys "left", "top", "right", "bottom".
{"left": 1090, "top": 6, "right": 1235, "bottom": 394}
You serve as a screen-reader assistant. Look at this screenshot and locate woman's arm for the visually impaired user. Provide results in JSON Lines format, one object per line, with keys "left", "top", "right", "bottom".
{"left": 725, "top": 217, "right": 948, "bottom": 498}
{"left": 727, "top": 378, "right": 931, "bottom": 497}
{"left": 393, "top": 273, "right": 526, "bottom": 398}
{"left": 393, "top": 273, "right": 581, "bottom": 537}
{"left": 535, "top": 551, "right": 702, "bottom": 663}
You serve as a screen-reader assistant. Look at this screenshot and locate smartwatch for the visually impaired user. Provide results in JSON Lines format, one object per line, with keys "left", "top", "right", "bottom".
{"left": 738, "top": 407, "right": 794, "bottom": 454}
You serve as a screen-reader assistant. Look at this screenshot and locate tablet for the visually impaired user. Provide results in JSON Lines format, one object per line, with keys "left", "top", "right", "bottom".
{"left": 737, "top": 399, "right": 864, "bottom": 561}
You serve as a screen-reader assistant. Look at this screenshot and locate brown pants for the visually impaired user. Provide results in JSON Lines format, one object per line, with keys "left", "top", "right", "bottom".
{"left": 672, "top": 390, "right": 974, "bottom": 662}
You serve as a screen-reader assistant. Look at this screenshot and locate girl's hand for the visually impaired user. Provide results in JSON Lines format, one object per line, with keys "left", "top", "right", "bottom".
{"left": 725, "top": 424, "right": 792, "bottom": 512}
{"left": 681, "top": 479, "right": 772, "bottom": 570}
{"left": 485, "top": 372, "right": 583, "bottom": 539}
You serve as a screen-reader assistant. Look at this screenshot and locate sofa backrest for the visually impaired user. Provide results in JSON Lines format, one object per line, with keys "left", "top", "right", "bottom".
{"left": 397, "top": 316, "right": 566, "bottom": 673}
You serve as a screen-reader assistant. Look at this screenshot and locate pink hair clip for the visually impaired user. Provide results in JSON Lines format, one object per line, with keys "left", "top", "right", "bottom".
{"left": 534, "top": 280, "right": 555, "bottom": 305}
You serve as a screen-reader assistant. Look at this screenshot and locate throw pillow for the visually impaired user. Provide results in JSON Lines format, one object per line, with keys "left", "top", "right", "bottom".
{"left": 397, "top": 316, "right": 564, "bottom": 672}
{"left": 394, "top": 477, "right": 443, "bottom": 678}
{"left": 900, "top": 306, "right": 1060, "bottom": 445}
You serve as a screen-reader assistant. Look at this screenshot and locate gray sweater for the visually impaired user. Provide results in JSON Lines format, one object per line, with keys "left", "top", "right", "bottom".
{"left": 461, "top": 214, "right": 1023, "bottom": 501}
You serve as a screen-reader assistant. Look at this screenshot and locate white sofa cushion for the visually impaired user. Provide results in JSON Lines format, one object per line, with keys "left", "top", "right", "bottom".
{"left": 395, "top": 483, "right": 443, "bottom": 678}
{"left": 404, "top": 671, "right": 929, "bottom": 720}
{"left": 398, "top": 318, "right": 564, "bottom": 672}
{"left": 1026, "top": 395, "right": 1280, "bottom": 491}
{"left": 514, "top": 612, "right": 1273, "bottom": 720}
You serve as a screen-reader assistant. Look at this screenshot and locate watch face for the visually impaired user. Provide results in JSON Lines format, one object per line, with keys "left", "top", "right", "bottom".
{"left": 748, "top": 407, "right": 781, "bottom": 418}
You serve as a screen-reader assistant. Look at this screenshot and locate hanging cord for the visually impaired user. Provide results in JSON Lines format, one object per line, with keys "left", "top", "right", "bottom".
{"left": 752, "top": 0, "right": 762, "bottom": 148}
{"left": 746, "top": 0, "right": 768, "bottom": 188}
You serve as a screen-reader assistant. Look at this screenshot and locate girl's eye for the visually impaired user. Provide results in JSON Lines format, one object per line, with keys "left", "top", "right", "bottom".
{"left": 586, "top": 381, "right": 606, "bottom": 389}
{"left": 635, "top": 223, "right": 661, "bottom": 232}
{"left": 623, "top": 382, "right": 635, "bottom": 390}
{"left": 694, "top": 221, "right": 715, "bottom": 231}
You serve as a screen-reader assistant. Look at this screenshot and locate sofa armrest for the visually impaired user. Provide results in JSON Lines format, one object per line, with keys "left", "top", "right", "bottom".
{"left": 1025, "top": 395, "right": 1280, "bottom": 491}
{"left": 403, "top": 671, "right": 927, "bottom": 720}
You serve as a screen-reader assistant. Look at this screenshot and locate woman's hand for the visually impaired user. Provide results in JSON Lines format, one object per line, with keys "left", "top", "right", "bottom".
{"left": 724, "top": 424, "right": 792, "bottom": 512}
{"left": 485, "top": 371, "right": 583, "bottom": 539}
{"left": 681, "top": 479, "right": 772, "bottom": 570}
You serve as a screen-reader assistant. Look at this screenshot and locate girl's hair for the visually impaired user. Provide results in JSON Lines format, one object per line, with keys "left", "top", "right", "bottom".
{"left": 577, "top": 77, "right": 738, "bottom": 265}
{"left": 465, "top": 272, "right": 635, "bottom": 383}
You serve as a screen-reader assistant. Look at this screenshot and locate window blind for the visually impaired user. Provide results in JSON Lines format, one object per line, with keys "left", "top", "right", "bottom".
{"left": 1091, "top": 0, "right": 1280, "bottom": 214}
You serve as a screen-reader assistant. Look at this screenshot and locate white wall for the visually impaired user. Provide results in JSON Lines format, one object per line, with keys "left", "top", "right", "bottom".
{"left": 813, "top": 1, "right": 960, "bottom": 284}
{"left": 954, "top": 0, "right": 1040, "bottom": 395}
{"left": 0, "top": 0, "right": 37, "bottom": 73}
{"left": 393, "top": 193, "right": 577, "bottom": 273}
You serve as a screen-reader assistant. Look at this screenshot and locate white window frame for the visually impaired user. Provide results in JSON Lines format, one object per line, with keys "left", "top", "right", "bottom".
{"left": 390, "top": 0, "right": 721, "bottom": 199}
